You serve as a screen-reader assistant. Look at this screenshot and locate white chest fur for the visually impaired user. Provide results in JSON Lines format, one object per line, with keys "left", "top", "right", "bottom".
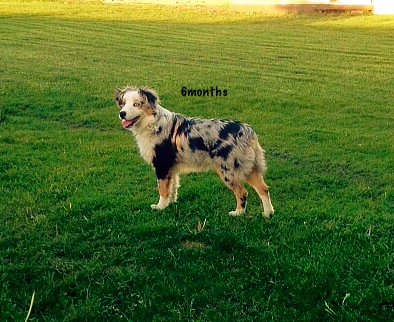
{"left": 135, "top": 131, "right": 159, "bottom": 164}
{"left": 131, "top": 106, "right": 173, "bottom": 165}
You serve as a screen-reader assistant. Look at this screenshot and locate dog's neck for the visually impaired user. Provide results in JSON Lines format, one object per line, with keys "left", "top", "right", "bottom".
{"left": 131, "top": 104, "right": 173, "bottom": 136}
{"left": 155, "top": 104, "right": 172, "bottom": 119}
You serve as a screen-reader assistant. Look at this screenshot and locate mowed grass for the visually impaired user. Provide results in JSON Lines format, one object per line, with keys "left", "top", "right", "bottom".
{"left": 1, "top": 0, "right": 393, "bottom": 320}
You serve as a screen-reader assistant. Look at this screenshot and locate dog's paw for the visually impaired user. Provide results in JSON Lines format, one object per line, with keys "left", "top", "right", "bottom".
{"left": 229, "top": 209, "right": 245, "bottom": 216}
{"left": 151, "top": 204, "right": 164, "bottom": 210}
{"left": 263, "top": 208, "right": 274, "bottom": 219}
{"left": 151, "top": 196, "right": 170, "bottom": 210}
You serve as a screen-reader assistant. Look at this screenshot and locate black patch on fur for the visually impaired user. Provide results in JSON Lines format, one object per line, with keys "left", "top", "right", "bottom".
{"left": 221, "top": 164, "right": 229, "bottom": 172}
{"left": 219, "top": 121, "right": 242, "bottom": 141}
{"left": 208, "top": 139, "right": 223, "bottom": 158}
{"left": 139, "top": 88, "right": 157, "bottom": 107}
{"left": 216, "top": 144, "right": 233, "bottom": 160}
{"left": 241, "top": 195, "right": 247, "bottom": 208}
{"left": 234, "top": 159, "right": 240, "bottom": 168}
{"left": 210, "top": 139, "right": 222, "bottom": 151}
{"left": 115, "top": 89, "right": 124, "bottom": 106}
{"left": 152, "top": 139, "right": 176, "bottom": 180}
{"left": 189, "top": 137, "right": 209, "bottom": 152}
{"left": 169, "top": 116, "right": 179, "bottom": 138}
{"left": 176, "top": 116, "right": 193, "bottom": 136}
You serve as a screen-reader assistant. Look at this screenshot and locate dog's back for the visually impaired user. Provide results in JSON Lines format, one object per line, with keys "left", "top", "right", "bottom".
{"left": 168, "top": 115, "right": 264, "bottom": 181}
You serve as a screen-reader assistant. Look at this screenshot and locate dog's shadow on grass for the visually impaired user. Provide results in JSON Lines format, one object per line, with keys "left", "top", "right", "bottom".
{"left": 122, "top": 221, "right": 277, "bottom": 297}
{"left": 125, "top": 208, "right": 274, "bottom": 262}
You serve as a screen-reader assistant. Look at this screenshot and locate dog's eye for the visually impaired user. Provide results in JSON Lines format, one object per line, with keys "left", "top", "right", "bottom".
{"left": 133, "top": 103, "right": 140, "bottom": 107}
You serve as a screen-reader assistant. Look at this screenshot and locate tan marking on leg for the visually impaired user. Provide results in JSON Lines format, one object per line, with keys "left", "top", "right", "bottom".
{"left": 232, "top": 184, "right": 248, "bottom": 216}
{"left": 246, "top": 168, "right": 274, "bottom": 218}
{"left": 151, "top": 176, "right": 173, "bottom": 210}
{"left": 216, "top": 169, "right": 248, "bottom": 216}
{"left": 158, "top": 177, "right": 172, "bottom": 198}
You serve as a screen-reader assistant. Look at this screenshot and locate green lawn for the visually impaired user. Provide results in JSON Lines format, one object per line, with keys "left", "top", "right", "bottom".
{"left": 1, "top": 1, "right": 393, "bottom": 321}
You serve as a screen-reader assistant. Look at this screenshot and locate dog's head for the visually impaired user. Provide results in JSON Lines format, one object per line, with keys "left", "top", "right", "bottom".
{"left": 115, "top": 87, "right": 159, "bottom": 129}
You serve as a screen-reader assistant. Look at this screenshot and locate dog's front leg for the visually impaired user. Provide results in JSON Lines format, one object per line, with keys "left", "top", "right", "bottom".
{"left": 151, "top": 176, "right": 172, "bottom": 210}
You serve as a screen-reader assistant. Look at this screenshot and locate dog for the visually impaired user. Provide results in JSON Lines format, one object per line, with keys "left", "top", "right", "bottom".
{"left": 115, "top": 87, "right": 274, "bottom": 218}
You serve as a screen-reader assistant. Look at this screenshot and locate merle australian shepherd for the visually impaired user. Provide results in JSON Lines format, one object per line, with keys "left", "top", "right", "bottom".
{"left": 115, "top": 87, "right": 274, "bottom": 218}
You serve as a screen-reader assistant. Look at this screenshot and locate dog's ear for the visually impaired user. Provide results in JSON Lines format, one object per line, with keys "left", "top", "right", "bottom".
{"left": 114, "top": 88, "right": 124, "bottom": 106}
{"left": 139, "top": 88, "right": 159, "bottom": 109}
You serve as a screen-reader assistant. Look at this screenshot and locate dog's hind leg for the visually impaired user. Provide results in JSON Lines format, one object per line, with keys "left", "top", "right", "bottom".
{"left": 151, "top": 176, "right": 174, "bottom": 210}
{"left": 216, "top": 169, "right": 248, "bottom": 216}
{"left": 228, "top": 183, "right": 248, "bottom": 216}
{"left": 246, "top": 168, "right": 274, "bottom": 218}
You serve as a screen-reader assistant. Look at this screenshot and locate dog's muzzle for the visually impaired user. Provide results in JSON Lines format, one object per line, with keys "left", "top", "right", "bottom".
{"left": 119, "top": 111, "right": 140, "bottom": 128}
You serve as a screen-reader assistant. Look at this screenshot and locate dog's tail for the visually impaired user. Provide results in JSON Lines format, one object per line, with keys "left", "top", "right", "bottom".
{"left": 253, "top": 137, "right": 267, "bottom": 177}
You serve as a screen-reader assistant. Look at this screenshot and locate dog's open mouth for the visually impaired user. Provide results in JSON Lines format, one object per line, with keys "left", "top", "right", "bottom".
{"left": 122, "top": 116, "right": 140, "bottom": 128}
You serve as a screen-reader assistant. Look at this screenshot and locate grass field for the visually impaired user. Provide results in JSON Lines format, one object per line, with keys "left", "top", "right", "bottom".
{"left": 1, "top": 0, "right": 393, "bottom": 321}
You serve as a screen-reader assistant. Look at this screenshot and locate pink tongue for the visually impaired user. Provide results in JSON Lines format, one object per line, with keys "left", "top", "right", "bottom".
{"left": 122, "top": 119, "right": 133, "bottom": 128}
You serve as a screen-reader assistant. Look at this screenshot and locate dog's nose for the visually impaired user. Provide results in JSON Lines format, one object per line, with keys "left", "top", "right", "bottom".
{"left": 119, "top": 111, "right": 126, "bottom": 119}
